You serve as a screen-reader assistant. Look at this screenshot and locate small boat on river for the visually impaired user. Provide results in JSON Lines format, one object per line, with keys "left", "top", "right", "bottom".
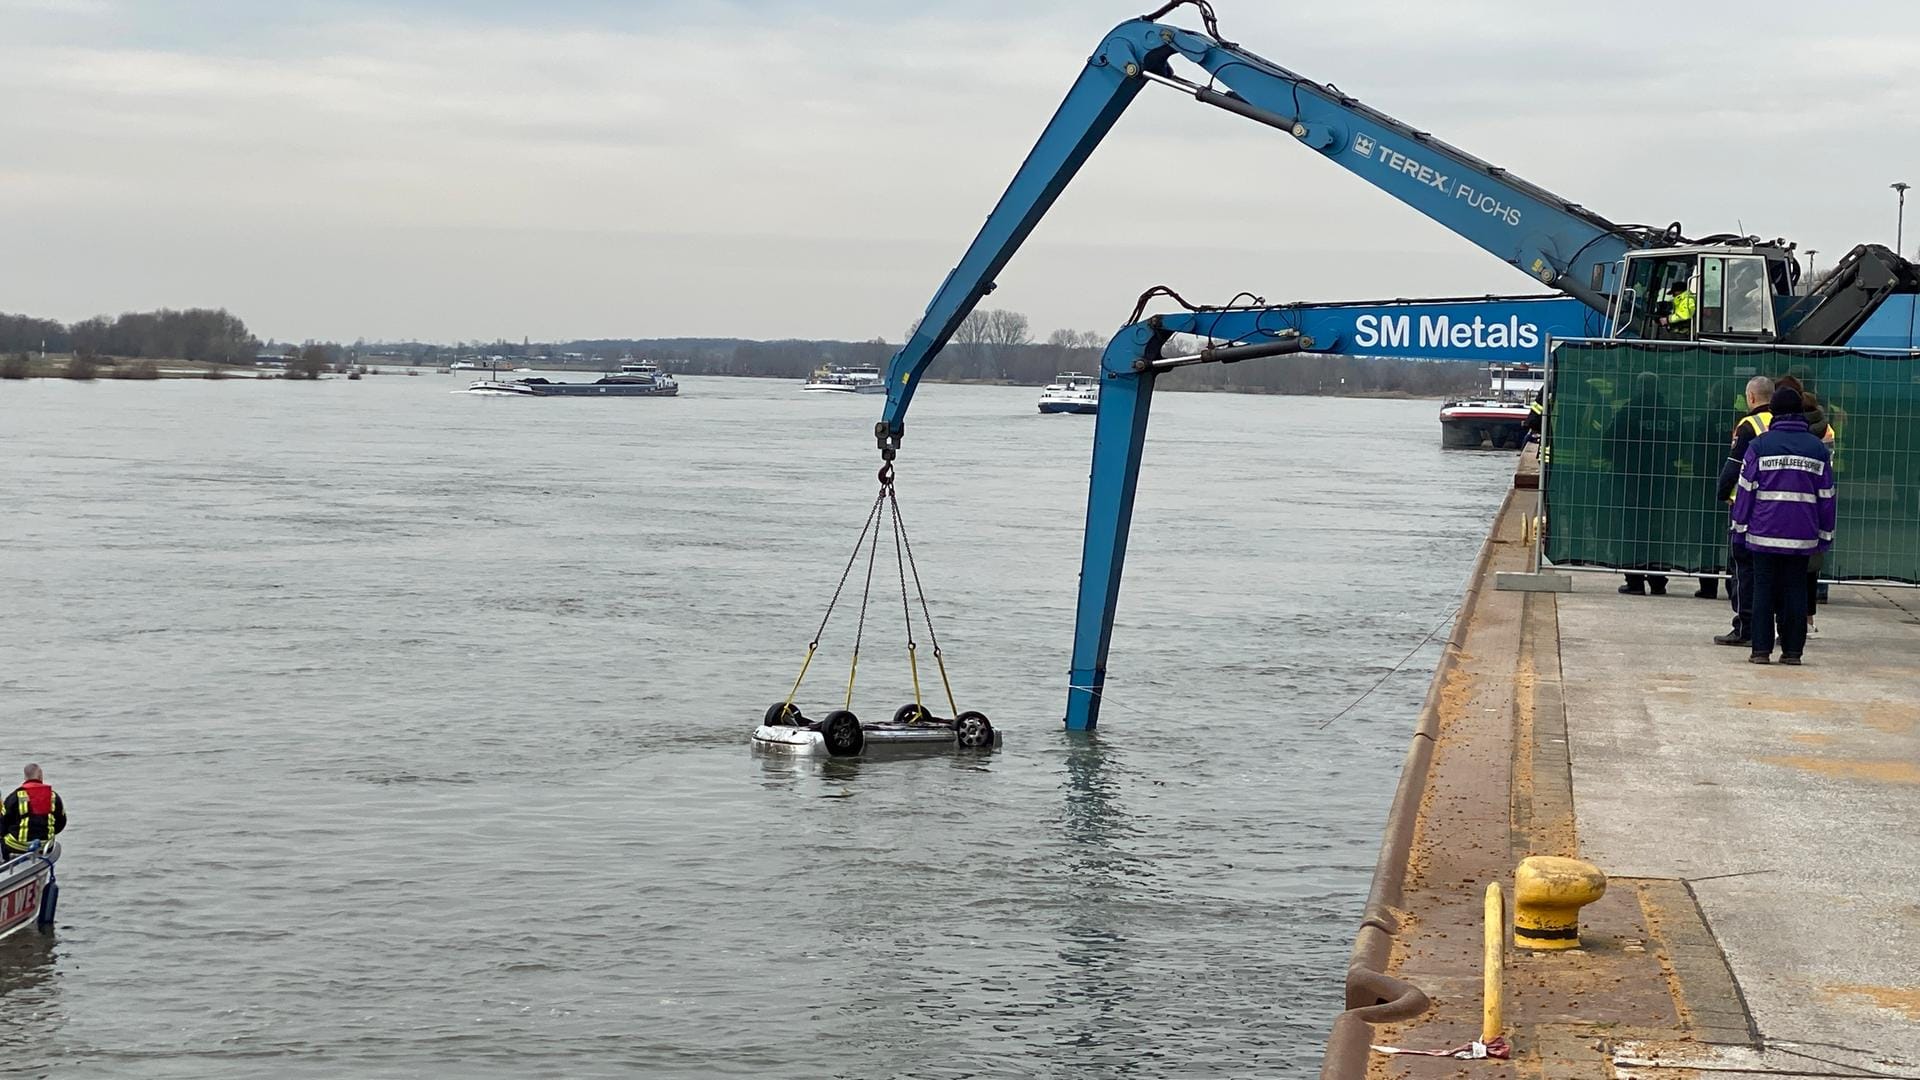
{"left": 0, "top": 842, "right": 59, "bottom": 941}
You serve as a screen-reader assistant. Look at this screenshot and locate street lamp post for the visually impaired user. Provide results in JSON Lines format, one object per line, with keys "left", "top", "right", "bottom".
{"left": 1896, "top": 182, "right": 1912, "bottom": 255}
{"left": 1806, "top": 249, "right": 1818, "bottom": 287}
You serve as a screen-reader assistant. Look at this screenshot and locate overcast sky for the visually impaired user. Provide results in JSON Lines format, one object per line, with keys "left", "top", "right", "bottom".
{"left": 4, "top": 0, "right": 1917, "bottom": 344}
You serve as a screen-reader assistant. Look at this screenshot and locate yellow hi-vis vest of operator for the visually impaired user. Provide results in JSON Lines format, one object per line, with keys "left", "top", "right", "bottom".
{"left": 1670, "top": 289, "right": 1697, "bottom": 324}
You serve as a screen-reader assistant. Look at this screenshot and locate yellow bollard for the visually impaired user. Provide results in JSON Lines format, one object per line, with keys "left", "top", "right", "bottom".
{"left": 1483, "top": 881, "right": 1504, "bottom": 1041}
{"left": 1513, "top": 855, "right": 1608, "bottom": 950}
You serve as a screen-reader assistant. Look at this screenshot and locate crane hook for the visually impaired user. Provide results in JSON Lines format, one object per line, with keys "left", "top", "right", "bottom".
{"left": 874, "top": 421, "right": 901, "bottom": 480}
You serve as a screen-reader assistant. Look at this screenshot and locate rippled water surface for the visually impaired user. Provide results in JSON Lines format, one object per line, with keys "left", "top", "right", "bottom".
{"left": 0, "top": 374, "right": 1511, "bottom": 1077}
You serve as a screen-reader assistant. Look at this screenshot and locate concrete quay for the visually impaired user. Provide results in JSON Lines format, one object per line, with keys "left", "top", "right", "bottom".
{"left": 1323, "top": 451, "right": 1920, "bottom": 1079}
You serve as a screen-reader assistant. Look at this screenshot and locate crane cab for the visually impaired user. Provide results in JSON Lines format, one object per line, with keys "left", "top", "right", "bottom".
{"left": 1609, "top": 246, "right": 1798, "bottom": 343}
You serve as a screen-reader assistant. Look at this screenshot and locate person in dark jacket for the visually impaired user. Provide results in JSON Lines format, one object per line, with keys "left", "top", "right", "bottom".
{"left": 1714, "top": 375, "right": 1775, "bottom": 645}
{"left": 1605, "top": 372, "right": 1684, "bottom": 595}
{"left": 1730, "top": 387, "right": 1836, "bottom": 664}
{"left": 2, "top": 764, "right": 68, "bottom": 859}
{"left": 1687, "top": 381, "right": 1743, "bottom": 601}
{"left": 1776, "top": 375, "right": 1835, "bottom": 626}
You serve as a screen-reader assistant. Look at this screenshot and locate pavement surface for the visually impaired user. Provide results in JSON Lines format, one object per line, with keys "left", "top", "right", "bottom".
{"left": 1344, "top": 465, "right": 1920, "bottom": 1080}
{"left": 1561, "top": 573, "right": 1920, "bottom": 1076}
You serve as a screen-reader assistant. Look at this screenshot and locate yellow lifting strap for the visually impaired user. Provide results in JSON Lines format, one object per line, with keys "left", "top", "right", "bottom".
{"left": 786, "top": 469, "right": 968, "bottom": 720}
{"left": 907, "top": 642, "right": 924, "bottom": 710}
{"left": 782, "top": 642, "right": 818, "bottom": 711}
{"left": 933, "top": 651, "right": 958, "bottom": 718}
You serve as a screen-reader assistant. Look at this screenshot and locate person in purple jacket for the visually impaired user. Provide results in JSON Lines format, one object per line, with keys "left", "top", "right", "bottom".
{"left": 1729, "top": 386, "right": 1837, "bottom": 665}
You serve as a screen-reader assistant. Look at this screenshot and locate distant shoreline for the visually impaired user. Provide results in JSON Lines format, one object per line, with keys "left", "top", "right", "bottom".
{"left": 4, "top": 356, "right": 271, "bottom": 381}
{"left": 1, "top": 360, "right": 1449, "bottom": 400}
{"left": 441, "top": 367, "right": 1448, "bottom": 399}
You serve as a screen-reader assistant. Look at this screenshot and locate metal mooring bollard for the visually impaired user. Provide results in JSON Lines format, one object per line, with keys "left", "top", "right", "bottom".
{"left": 1513, "top": 856, "right": 1607, "bottom": 950}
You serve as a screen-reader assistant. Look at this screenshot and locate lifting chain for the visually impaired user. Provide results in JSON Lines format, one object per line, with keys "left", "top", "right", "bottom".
{"left": 781, "top": 461, "right": 960, "bottom": 720}
{"left": 782, "top": 485, "right": 885, "bottom": 711}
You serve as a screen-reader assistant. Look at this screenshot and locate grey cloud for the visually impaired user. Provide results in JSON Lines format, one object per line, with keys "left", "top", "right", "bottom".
{"left": 2, "top": 0, "right": 1917, "bottom": 342}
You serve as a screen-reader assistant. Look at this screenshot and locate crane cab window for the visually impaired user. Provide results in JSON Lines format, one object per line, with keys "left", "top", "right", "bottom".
{"left": 1698, "top": 257, "right": 1724, "bottom": 334}
{"left": 1614, "top": 252, "right": 1777, "bottom": 340}
{"left": 1616, "top": 255, "right": 1698, "bottom": 339}
{"left": 1719, "top": 256, "right": 1773, "bottom": 336}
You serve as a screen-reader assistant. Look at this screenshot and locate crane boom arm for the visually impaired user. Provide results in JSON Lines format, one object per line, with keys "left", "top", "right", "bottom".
{"left": 1063, "top": 290, "right": 1587, "bottom": 731}
{"left": 879, "top": 8, "right": 1652, "bottom": 444}
{"left": 1173, "top": 31, "right": 1634, "bottom": 299}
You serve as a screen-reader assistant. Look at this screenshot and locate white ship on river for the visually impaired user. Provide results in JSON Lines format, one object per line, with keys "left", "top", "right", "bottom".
{"left": 802, "top": 365, "right": 886, "bottom": 394}
{"left": 1038, "top": 372, "right": 1100, "bottom": 414}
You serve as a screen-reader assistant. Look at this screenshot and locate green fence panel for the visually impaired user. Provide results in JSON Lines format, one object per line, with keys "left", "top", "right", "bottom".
{"left": 1543, "top": 340, "right": 1920, "bottom": 583}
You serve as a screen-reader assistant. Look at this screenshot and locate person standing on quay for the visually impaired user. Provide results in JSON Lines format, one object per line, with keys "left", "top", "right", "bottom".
{"left": 1729, "top": 387, "right": 1836, "bottom": 665}
{"left": 2, "top": 764, "right": 67, "bottom": 860}
{"left": 1606, "top": 372, "right": 1683, "bottom": 596}
{"left": 1776, "top": 374, "right": 1836, "bottom": 630}
{"left": 1714, "top": 375, "right": 1774, "bottom": 646}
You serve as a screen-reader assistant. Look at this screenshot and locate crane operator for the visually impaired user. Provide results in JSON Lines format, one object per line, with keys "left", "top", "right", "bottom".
{"left": 1660, "top": 278, "right": 1696, "bottom": 337}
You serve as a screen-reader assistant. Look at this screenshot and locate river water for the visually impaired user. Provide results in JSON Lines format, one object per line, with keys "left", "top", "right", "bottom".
{"left": 0, "top": 373, "right": 1510, "bottom": 1078}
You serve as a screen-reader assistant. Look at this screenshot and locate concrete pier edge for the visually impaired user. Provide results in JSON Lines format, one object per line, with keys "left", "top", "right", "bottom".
{"left": 1318, "top": 444, "right": 1920, "bottom": 1077}
{"left": 1319, "top": 485, "right": 1518, "bottom": 1077}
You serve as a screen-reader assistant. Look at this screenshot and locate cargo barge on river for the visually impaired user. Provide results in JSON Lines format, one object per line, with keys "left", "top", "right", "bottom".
{"left": 1438, "top": 362, "right": 1539, "bottom": 450}
{"left": 462, "top": 363, "right": 678, "bottom": 397}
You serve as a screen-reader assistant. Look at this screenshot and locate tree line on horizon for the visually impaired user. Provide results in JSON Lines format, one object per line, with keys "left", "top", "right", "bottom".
{"left": 366, "top": 307, "right": 1485, "bottom": 396}
{"left": 2, "top": 304, "right": 1487, "bottom": 397}
{"left": 1, "top": 308, "right": 258, "bottom": 365}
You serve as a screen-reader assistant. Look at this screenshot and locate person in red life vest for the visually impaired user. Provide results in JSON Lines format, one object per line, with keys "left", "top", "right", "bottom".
{"left": 3, "top": 764, "right": 68, "bottom": 860}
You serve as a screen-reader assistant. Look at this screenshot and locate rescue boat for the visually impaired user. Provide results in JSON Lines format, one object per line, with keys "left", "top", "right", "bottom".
{"left": 0, "top": 841, "right": 59, "bottom": 941}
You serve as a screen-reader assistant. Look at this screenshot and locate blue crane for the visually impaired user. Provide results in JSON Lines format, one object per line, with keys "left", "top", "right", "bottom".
{"left": 871, "top": 2, "right": 1920, "bottom": 729}
{"left": 1056, "top": 294, "right": 1598, "bottom": 730}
